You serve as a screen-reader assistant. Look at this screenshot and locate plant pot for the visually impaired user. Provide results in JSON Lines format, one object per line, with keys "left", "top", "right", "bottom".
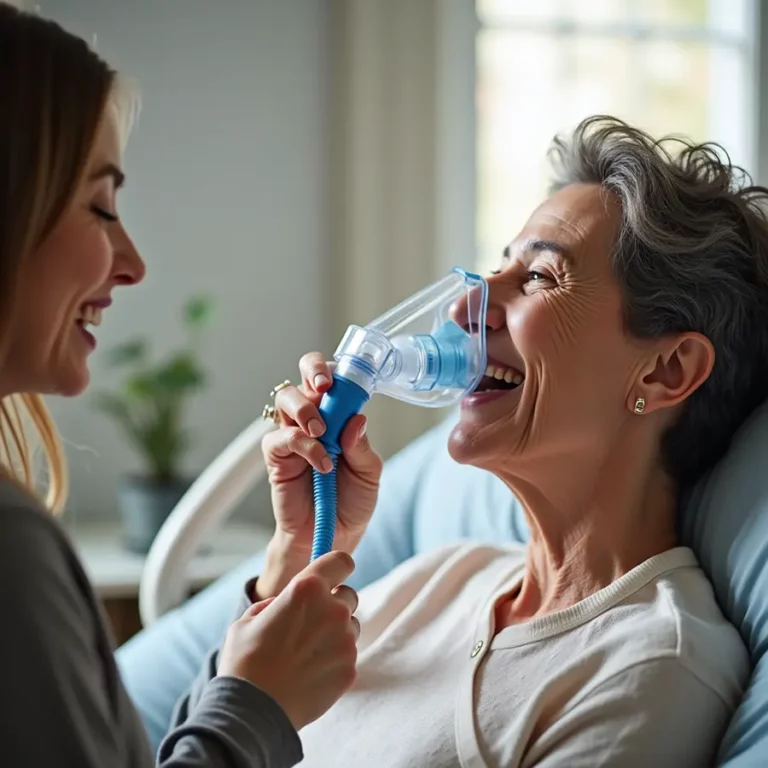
{"left": 118, "top": 476, "right": 191, "bottom": 555}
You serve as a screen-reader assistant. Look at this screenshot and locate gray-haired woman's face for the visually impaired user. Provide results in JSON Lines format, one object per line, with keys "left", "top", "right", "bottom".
{"left": 448, "top": 182, "right": 713, "bottom": 482}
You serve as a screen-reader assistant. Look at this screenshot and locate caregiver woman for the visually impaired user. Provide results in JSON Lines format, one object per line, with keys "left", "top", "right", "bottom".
{"left": 0, "top": 6, "right": 360, "bottom": 767}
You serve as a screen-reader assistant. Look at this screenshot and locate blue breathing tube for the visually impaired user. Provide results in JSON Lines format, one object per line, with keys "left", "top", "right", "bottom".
{"left": 311, "top": 375, "right": 370, "bottom": 561}
{"left": 308, "top": 267, "right": 487, "bottom": 561}
{"left": 309, "top": 329, "right": 479, "bottom": 561}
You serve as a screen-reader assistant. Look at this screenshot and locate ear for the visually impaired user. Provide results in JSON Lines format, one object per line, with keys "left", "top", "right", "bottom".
{"left": 629, "top": 332, "right": 714, "bottom": 415}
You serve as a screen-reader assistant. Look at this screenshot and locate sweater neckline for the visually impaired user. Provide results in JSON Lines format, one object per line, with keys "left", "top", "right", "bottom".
{"left": 486, "top": 546, "right": 698, "bottom": 650}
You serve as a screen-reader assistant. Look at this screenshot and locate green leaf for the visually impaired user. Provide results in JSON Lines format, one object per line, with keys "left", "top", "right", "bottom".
{"left": 105, "top": 340, "right": 146, "bottom": 367}
{"left": 156, "top": 353, "right": 205, "bottom": 392}
{"left": 125, "top": 374, "right": 157, "bottom": 400}
{"left": 92, "top": 296, "right": 213, "bottom": 479}
{"left": 184, "top": 296, "right": 213, "bottom": 329}
{"left": 93, "top": 391, "right": 130, "bottom": 420}
{"left": 93, "top": 392, "right": 141, "bottom": 443}
{"left": 136, "top": 407, "right": 190, "bottom": 480}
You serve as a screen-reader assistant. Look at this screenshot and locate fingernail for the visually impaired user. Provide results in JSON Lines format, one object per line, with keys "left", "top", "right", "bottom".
{"left": 314, "top": 374, "right": 330, "bottom": 389}
{"left": 358, "top": 419, "right": 367, "bottom": 439}
{"left": 321, "top": 457, "right": 334, "bottom": 473}
{"left": 308, "top": 418, "right": 324, "bottom": 437}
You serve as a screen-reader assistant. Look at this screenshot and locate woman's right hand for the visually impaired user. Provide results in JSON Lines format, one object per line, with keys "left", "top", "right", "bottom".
{"left": 218, "top": 551, "right": 359, "bottom": 731}
{"left": 258, "top": 353, "right": 383, "bottom": 598}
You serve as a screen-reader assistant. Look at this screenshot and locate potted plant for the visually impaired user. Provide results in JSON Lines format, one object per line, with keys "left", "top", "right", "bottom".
{"left": 94, "top": 296, "right": 213, "bottom": 553}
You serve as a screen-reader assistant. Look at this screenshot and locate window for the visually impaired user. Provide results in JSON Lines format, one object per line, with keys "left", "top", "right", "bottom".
{"left": 475, "top": 0, "right": 759, "bottom": 274}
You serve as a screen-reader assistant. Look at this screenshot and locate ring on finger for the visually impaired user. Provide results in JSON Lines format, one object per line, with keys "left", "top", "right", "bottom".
{"left": 262, "top": 380, "right": 291, "bottom": 425}
{"left": 262, "top": 403, "right": 281, "bottom": 425}
{"left": 270, "top": 380, "right": 291, "bottom": 399}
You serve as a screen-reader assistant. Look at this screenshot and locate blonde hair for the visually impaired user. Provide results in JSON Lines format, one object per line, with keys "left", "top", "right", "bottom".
{"left": 0, "top": 395, "right": 67, "bottom": 512}
{"left": 0, "top": 6, "right": 138, "bottom": 512}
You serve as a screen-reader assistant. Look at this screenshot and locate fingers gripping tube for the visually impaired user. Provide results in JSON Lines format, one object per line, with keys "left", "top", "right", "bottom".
{"left": 311, "top": 375, "right": 370, "bottom": 561}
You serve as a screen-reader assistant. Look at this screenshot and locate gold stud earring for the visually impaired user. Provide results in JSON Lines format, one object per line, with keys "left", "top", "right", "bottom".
{"left": 633, "top": 397, "right": 646, "bottom": 414}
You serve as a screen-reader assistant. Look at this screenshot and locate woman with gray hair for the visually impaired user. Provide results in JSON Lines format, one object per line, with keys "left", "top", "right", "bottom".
{"left": 223, "top": 115, "right": 768, "bottom": 766}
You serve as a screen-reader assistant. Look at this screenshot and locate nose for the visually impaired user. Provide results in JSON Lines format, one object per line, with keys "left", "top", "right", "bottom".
{"left": 111, "top": 224, "right": 146, "bottom": 286}
{"left": 449, "top": 278, "right": 506, "bottom": 334}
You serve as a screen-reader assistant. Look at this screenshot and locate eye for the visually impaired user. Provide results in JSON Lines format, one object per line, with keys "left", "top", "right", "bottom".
{"left": 489, "top": 269, "right": 502, "bottom": 276}
{"left": 523, "top": 269, "right": 556, "bottom": 291}
{"left": 91, "top": 204, "right": 118, "bottom": 223}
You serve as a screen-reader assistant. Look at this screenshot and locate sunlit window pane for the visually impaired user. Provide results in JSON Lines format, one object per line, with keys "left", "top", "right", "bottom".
{"left": 477, "top": 0, "right": 569, "bottom": 26}
{"left": 477, "top": 0, "right": 633, "bottom": 26}
{"left": 478, "top": 0, "right": 750, "bottom": 32}
{"left": 641, "top": 41, "right": 708, "bottom": 132}
{"left": 635, "top": 0, "right": 708, "bottom": 26}
{"left": 475, "top": 1, "right": 754, "bottom": 275}
{"left": 477, "top": 0, "right": 741, "bottom": 28}
{"left": 476, "top": 30, "right": 557, "bottom": 274}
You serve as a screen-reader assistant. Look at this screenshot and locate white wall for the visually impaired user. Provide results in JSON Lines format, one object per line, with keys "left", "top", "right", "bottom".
{"left": 326, "top": 0, "right": 478, "bottom": 459}
{"left": 42, "top": 0, "right": 333, "bottom": 524}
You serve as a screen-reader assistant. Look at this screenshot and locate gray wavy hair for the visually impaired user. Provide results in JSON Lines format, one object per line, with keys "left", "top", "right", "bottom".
{"left": 549, "top": 116, "right": 768, "bottom": 487}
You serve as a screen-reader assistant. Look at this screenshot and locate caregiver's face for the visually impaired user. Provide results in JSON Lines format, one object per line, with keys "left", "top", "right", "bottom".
{"left": 449, "top": 183, "right": 647, "bottom": 475}
{"left": 4, "top": 107, "right": 145, "bottom": 397}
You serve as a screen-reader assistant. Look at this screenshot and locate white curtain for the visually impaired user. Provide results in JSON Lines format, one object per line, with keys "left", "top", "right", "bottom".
{"left": 329, "top": 0, "right": 477, "bottom": 460}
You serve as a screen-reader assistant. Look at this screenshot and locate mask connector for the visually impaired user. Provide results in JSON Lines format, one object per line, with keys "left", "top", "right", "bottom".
{"left": 311, "top": 268, "right": 488, "bottom": 560}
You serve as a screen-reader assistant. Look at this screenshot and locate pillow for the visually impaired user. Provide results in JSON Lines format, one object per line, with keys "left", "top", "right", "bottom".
{"left": 679, "top": 400, "right": 768, "bottom": 765}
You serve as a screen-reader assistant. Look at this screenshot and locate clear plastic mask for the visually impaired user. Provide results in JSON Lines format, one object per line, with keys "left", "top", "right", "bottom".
{"left": 333, "top": 268, "right": 488, "bottom": 407}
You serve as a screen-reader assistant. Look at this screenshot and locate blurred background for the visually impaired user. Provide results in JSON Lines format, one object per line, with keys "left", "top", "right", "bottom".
{"left": 13, "top": 0, "right": 764, "bottom": 617}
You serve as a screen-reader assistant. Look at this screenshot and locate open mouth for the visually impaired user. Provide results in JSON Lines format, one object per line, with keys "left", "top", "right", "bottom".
{"left": 76, "top": 304, "right": 103, "bottom": 329}
{"left": 472, "top": 360, "right": 525, "bottom": 393}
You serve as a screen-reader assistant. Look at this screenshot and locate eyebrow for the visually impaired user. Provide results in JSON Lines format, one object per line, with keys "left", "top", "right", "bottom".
{"left": 89, "top": 162, "right": 125, "bottom": 189}
{"left": 503, "top": 238, "right": 570, "bottom": 263}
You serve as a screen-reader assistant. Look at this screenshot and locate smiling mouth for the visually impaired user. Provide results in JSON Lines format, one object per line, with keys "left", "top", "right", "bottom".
{"left": 76, "top": 304, "right": 103, "bottom": 328}
{"left": 472, "top": 362, "right": 525, "bottom": 393}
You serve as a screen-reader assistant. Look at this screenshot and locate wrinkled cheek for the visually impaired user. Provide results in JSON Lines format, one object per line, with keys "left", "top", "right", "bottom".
{"left": 514, "top": 308, "right": 614, "bottom": 446}
{"left": 508, "top": 297, "right": 578, "bottom": 365}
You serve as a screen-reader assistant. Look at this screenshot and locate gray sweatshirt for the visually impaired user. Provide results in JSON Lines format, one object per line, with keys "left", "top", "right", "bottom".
{"left": 0, "top": 478, "right": 303, "bottom": 767}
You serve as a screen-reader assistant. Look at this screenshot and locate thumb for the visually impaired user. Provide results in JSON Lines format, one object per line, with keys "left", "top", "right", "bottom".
{"left": 299, "top": 550, "right": 355, "bottom": 591}
{"left": 338, "top": 415, "right": 379, "bottom": 475}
